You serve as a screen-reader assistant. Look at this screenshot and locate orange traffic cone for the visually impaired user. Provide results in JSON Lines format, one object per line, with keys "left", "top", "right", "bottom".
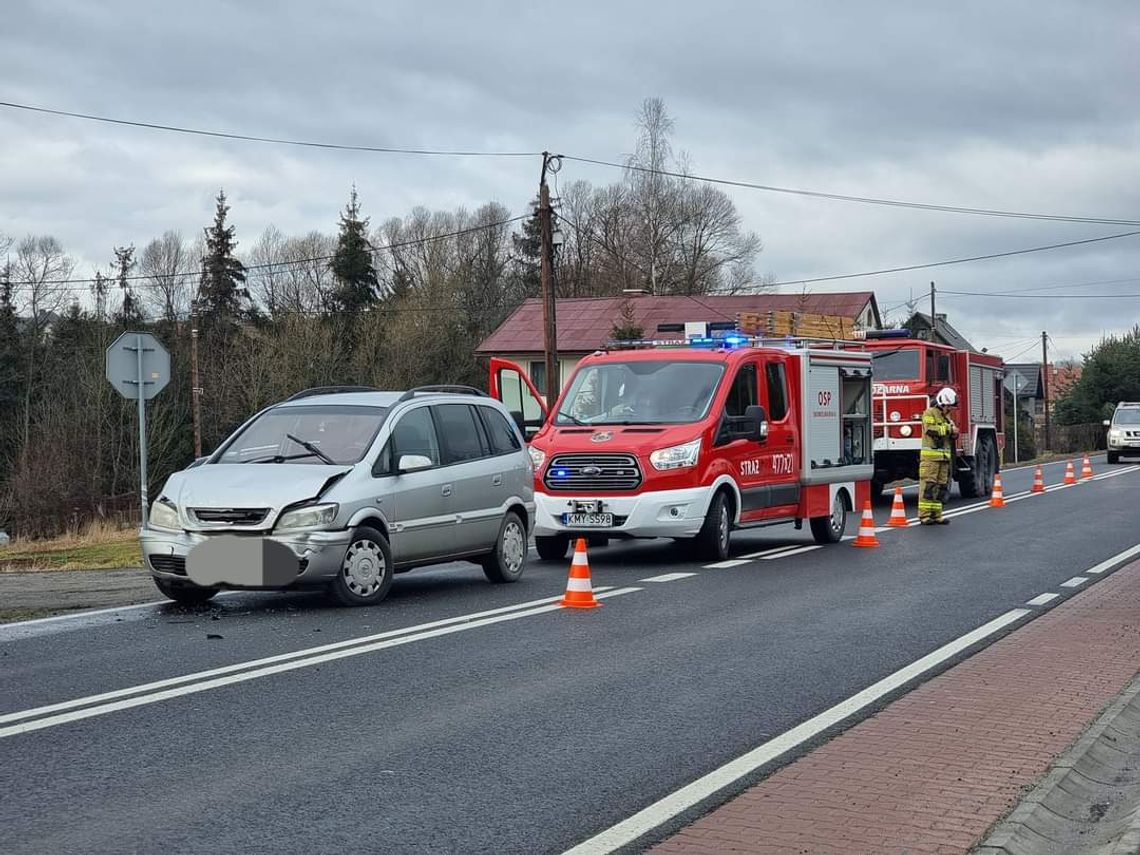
{"left": 852, "top": 502, "right": 880, "bottom": 547}
{"left": 1064, "top": 460, "right": 1077, "bottom": 485}
{"left": 1081, "top": 455, "right": 1094, "bottom": 480}
{"left": 1032, "top": 465, "right": 1045, "bottom": 494}
{"left": 990, "top": 472, "right": 1005, "bottom": 508}
{"left": 887, "top": 486, "right": 908, "bottom": 527}
{"left": 560, "top": 538, "right": 602, "bottom": 609}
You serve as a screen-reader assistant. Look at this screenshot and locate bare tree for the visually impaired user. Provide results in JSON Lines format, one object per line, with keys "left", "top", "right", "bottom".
{"left": 627, "top": 97, "right": 685, "bottom": 293}
{"left": 12, "top": 235, "right": 75, "bottom": 446}
{"left": 139, "top": 230, "right": 192, "bottom": 321}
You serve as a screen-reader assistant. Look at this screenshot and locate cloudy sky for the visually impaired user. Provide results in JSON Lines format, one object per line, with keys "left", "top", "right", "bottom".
{"left": 2, "top": 0, "right": 1138, "bottom": 361}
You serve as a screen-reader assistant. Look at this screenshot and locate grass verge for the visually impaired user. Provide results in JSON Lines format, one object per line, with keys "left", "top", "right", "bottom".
{"left": 0, "top": 530, "right": 142, "bottom": 573}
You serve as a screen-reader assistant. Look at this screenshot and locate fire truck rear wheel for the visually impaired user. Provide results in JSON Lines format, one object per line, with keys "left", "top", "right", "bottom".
{"left": 535, "top": 535, "right": 571, "bottom": 562}
{"left": 692, "top": 490, "right": 733, "bottom": 561}
{"left": 809, "top": 492, "right": 848, "bottom": 544}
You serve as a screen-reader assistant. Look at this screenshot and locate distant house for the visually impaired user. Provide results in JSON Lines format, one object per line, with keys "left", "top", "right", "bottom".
{"left": 901, "top": 312, "right": 979, "bottom": 352}
{"left": 476, "top": 292, "right": 881, "bottom": 395}
{"left": 1001, "top": 362, "right": 1083, "bottom": 421}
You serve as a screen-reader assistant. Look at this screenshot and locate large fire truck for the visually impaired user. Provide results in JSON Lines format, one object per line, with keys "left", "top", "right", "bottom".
{"left": 489, "top": 335, "right": 874, "bottom": 562}
{"left": 858, "top": 331, "right": 1005, "bottom": 499}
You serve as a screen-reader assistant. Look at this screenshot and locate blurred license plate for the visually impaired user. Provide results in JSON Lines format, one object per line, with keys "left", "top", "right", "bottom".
{"left": 563, "top": 513, "right": 613, "bottom": 528}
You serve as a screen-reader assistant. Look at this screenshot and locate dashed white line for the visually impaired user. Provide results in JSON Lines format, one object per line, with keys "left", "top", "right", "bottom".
{"left": 761, "top": 545, "right": 821, "bottom": 560}
{"left": 704, "top": 559, "right": 751, "bottom": 569}
{"left": 640, "top": 572, "right": 697, "bottom": 583}
{"left": 739, "top": 544, "right": 805, "bottom": 560}
{"left": 1026, "top": 593, "right": 1059, "bottom": 606}
{"left": 1087, "top": 543, "right": 1140, "bottom": 574}
{"left": 1061, "top": 576, "right": 1088, "bottom": 588}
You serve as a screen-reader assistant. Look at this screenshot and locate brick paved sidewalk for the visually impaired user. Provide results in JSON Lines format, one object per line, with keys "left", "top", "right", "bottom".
{"left": 653, "top": 560, "right": 1140, "bottom": 855}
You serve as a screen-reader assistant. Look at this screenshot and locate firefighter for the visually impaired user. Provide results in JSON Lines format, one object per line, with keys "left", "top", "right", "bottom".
{"left": 918, "top": 387, "right": 960, "bottom": 525}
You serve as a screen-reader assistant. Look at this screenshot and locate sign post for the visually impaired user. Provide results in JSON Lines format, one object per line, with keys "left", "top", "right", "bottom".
{"left": 106, "top": 332, "right": 171, "bottom": 527}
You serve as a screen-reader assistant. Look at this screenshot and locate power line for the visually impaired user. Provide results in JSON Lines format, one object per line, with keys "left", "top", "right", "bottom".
{"left": 941, "top": 289, "right": 1140, "bottom": 299}
{"left": 0, "top": 100, "right": 540, "bottom": 158}
{"left": 561, "top": 154, "right": 1140, "bottom": 226}
{"left": 12, "top": 215, "right": 527, "bottom": 290}
{"left": 761, "top": 230, "right": 1140, "bottom": 288}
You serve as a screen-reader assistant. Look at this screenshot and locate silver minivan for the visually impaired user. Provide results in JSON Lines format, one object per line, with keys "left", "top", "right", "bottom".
{"left": 140, "top": 386, "right": 536, "bottom": 606}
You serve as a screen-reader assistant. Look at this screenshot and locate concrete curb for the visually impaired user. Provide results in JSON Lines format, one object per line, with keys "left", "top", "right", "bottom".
{"left": 974, "top": 670, "right": 1140, "bottom": 855}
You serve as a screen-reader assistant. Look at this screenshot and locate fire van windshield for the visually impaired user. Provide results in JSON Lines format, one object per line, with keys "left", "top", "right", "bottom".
{"left": 556, "top": 360, "right": 726, "bottom": 426}
{"left": 871, "top": 348, "right": 920, "bottom": 381}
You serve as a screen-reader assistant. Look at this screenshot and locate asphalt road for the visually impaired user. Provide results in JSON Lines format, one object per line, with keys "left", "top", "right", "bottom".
{"left": 2, "top": 455, "right": 1139, "bottom": 855}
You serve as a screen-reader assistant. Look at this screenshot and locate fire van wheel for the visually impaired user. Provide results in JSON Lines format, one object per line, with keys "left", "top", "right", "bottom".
{"left": 959, "top": 435, "right": 997, "bottom": 499}
{"left": 692, "top": 491, "right": 732, "bottom": 561}
{"left": 535, "top": 535, "right": 570, "bottom": 562}
{"left": 153, "top": 577, "right": 218, "bottom": 605}
{"left": 809, "top": 493, "right": 848, "bottom": 544}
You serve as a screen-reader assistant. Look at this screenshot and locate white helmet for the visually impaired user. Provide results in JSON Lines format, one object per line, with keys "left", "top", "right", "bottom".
{"left": 935, "top": 388, "right": 958, "bottom": 407}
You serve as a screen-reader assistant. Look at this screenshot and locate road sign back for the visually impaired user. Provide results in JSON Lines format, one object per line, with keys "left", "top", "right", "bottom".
{"left": 106, "top": 332, "right": 170, "bottom": 400}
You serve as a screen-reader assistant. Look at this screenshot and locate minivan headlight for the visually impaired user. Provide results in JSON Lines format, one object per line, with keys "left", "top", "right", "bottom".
{"left": 148, "top": 498, "right": 180, "bottom": 531}
{"left": 276, "top": 503, "right": 339, "bottom": 531}
{"left": 650, "top": 438, "right": 702, "bottom": 471}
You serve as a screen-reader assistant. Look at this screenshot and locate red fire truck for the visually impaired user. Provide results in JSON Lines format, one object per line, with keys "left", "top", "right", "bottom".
{"left": 859, "top": 331, "right": 1005, "bottom": 499}
{"left": 489, "top": 336, "right": 874, "bottom": 562}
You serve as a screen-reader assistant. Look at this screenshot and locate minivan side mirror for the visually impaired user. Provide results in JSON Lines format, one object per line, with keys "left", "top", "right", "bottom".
{"left": 744, "top": 404, "right": 769, "bottom": 442}
{"left": 398, "top": 454, "right": 434, "bottom": 474}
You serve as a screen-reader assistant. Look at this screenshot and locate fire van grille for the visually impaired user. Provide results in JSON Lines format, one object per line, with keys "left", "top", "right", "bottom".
{"left": 544, "top": 454, "right": 643, "bottom": 492}
{"left": 189, "top": 508, "right": 269, "bottom": 526}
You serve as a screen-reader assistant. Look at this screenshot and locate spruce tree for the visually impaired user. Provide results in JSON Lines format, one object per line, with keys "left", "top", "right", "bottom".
{"left": 329, "top": 187, "right": 378, "bottom": 314}
{"left": 199, "top": 190, "right": 248, "bottom": 318}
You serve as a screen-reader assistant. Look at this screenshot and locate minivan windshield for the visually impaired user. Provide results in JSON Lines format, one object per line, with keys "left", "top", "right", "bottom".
{"left": 1113, "top": 408, "right": 1140, "bottom": 425}
{"left": 871, "top": 348, "right": 921, "bottom": 381}
{"left": 216, "top": 405, "right": 388, "bottom": 465}
{"left": 556, "top": 360, "right": 725, "bottom": 425}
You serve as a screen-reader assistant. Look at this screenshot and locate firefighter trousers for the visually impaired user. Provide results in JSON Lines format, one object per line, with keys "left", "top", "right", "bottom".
{"left": 918, "top": 458, "right": 951, "bottom": 522}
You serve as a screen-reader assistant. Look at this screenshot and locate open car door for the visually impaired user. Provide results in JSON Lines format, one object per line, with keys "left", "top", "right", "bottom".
{"left": 489, "top": 358, "right": 549, "bottom": 442}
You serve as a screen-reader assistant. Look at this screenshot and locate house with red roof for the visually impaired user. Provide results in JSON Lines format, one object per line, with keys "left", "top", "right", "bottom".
{"left": 476, "top": 292, "right": 881, "bottom": 395}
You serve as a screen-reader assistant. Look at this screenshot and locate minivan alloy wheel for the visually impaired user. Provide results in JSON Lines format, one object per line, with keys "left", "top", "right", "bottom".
{"left": 342, "top": 538, "right": 386, "bottom": 597}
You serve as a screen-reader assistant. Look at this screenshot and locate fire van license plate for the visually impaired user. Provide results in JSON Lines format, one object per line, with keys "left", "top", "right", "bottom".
{"left": 563, "top": 513, "right": 614, "bottom": 528}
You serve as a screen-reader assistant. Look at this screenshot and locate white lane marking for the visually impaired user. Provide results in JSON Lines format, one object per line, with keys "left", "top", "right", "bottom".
{"left": 562, "top": 608, "right": 1031, "bottom": 855}
{"left": 1087, "top": 543, "right": 1140, "bottom": 574}
{"left": 760, "top": 545, "right": 821, "bottom": 560}
{"left": 0, "top": 587, "right": 616, "bottom": 727}
{"left": 739, "top": 544, "right": 804, "bottom": 560}
{"left": 1091, "top": 465, "right": 1140, "bottom": 481}
{"left": 1, "top": 587, "right": 643, "bottom": 739}
{"left": 640, "top": 573, "right": 697, "bottom": 583}
{"left": 1061, "top": 576, "right": 1089, "bottom": 588}
{"left": 704, "top": 559, "right": 751, "bottom": 569}
{"left": 1026, "top": 593, "right": 1059, "bottom": 606}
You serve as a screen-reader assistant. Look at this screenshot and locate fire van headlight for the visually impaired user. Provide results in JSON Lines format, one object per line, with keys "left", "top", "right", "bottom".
{"left": 528, "top": 446, "right": 546, "bottom": 469}
{"left": 148, "top": 498, "right": 180, "bottom": 531}
{"left": 899, "top": 425, "right": 913, "bottom": 437}
{"left": 650, "top": 438, "right": 702, "bottom": 471}
{"left": 276, "top": 503, "right": 339, "bottom": 531}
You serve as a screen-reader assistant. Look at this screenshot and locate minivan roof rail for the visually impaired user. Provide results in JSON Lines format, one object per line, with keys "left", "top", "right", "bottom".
{"left": 286, "top": 386, "right": 381, "bottom": 401}
{"left": 395, "top": 385, "right": 489, "bottom": 403}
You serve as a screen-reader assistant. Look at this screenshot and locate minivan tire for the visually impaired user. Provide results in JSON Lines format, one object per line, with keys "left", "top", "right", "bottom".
{"left": 154, "top": 577, "right": 218, "bottom": 605}
{"left": 482, "top": 511, "right": 528, "bottom": 584}
{"left": 692, "top": 490, "right": 732, "bottom": 561}
{"left": 535, "top": 535, "right": 570, "bottom": 562}
{"left": 327, "top": 527, "right": 395, "bottom": 607}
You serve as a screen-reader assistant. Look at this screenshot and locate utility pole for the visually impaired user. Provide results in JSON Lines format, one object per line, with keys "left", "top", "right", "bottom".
{"left": 539, "top": 152, "right": 561, "bottom": 402}
{"left": 190, "top": 258, "right": 205, "bottom": 458}
{"left": 1041, "top": 330, "right": 1051, "bottom": 452}
{"left": 929, "top": 281, "right": 937, "bottom": 341}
